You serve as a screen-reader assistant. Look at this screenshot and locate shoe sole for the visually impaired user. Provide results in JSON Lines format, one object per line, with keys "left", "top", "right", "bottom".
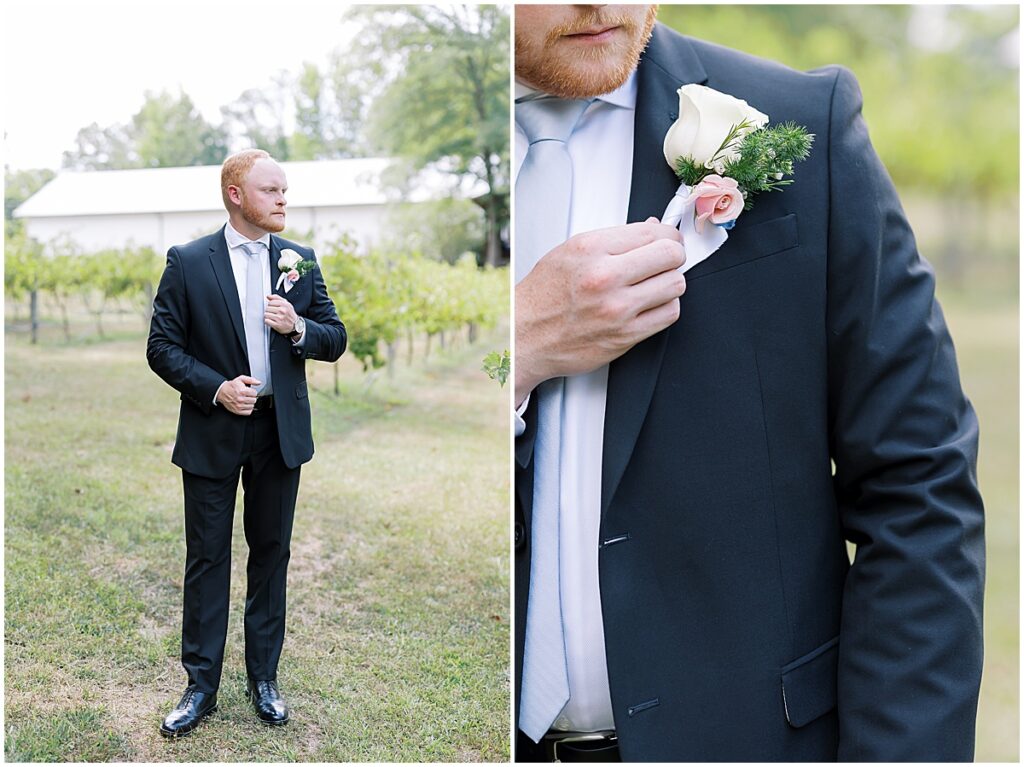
{"left": 159, "top": 705, "right": 218, "bottom": 738}
{"left": 258, "top": 716, "right": 289, "bottom": 727}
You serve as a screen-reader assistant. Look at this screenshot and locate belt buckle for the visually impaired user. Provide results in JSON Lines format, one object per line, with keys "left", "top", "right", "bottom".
{"left": 549, "top": 731, "right": 617, "bottom": 763}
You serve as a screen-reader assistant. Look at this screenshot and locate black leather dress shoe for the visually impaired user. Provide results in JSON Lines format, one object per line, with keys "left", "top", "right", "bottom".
{"left": 160, "top": 686, "right": 217, "bottom": 738}
{"left": 246, "top": 678, "right": 289, "bottom": 725}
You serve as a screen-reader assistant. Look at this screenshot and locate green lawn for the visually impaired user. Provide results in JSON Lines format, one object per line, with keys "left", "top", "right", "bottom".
{"left": 4, "top": 322, "right": 511, "bottom": 762}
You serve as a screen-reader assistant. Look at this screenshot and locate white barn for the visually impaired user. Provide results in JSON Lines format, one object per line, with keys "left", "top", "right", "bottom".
{"left": 14, "top": 158, "right": 474, "bottom": 254}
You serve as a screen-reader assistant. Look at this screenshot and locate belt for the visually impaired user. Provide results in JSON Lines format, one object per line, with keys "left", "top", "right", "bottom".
{"left": 253, "top": 395, "right": 274, "bottom": 412}
{"left": 539, "top": 730, "right": 620, "bottom": 762}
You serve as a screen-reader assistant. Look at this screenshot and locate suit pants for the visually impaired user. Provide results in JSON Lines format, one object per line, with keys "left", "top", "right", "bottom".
{"left": 180, "top": 409, "right": 300, "bottom": 693}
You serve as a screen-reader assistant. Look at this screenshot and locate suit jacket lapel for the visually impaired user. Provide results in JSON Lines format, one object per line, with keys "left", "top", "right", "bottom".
{"left": 208, "top": 226, "right": 248, "bottom": 357}
{"left": 602, "top": 26, "right": 709, "bottom": 517}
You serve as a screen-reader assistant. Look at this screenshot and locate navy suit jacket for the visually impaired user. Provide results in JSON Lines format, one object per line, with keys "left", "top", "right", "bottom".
{"left": 514, "top": 25, "right": 984, "bottom": 762}
{"left": 147, "top": 227, "right": 346, "bottom": 478}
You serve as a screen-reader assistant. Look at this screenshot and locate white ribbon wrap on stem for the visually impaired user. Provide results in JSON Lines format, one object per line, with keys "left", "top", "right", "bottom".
{"left": 661, "top": 181, "right": 729, "bottom": 273}
{"left": 275, "top": 272, "right": 296, "bottom": 293}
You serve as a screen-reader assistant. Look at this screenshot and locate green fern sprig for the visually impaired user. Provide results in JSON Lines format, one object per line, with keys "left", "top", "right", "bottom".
{"left": 723, "top": 122, "right": 813, "bottom": 209}
{"left": 671, "top": 121, "right": 814, "bottom": 212}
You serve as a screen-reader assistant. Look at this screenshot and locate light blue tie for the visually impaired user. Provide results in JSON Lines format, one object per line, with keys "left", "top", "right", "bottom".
{"left": 240, "top": 242, "right": 271, "bottom": 396}
{"left": 516, "top": 95, "right": 592, "bottom": 743}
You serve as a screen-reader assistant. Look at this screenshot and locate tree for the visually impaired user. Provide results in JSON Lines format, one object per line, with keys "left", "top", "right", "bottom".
{"left": 62, "top": 90, "right": 229, "bottom": 170}
{"left": 4, "top": 167, "right": 55, "bottom": 236}
{"left": 290, "top": 63, "right": 332, "bottom": 160}
{"left": 383, "top": 198, "right": 485, "bottom": 265}
{"left": 61, "top": 121, "right": 137, "bottom": 171}
{"left": 349, "top": 4, "right": 510, "bottom": 266}
{"left": 221, "top": 79, "right": 294, "bottom": 160}
{"left": 131, "top": 90, "right": 229, "bottom": 168}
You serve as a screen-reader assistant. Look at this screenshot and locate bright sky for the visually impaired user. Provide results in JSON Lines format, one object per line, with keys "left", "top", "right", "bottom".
{"left": 4, "top": 0, "right": 360, "bottom": 170}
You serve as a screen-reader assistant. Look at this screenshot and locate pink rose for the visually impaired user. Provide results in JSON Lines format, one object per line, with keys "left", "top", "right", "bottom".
{"left": 287, "top": 269, "right": 300, "bottom": 283}
{"left": 687, "top": 174, "right": 744, "bottom": 234}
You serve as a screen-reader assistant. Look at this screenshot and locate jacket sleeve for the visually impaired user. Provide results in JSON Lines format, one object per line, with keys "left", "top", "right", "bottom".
{"left": 291, "top": 250, "right": 346, "bottom": 363}
{"left": 146, "top": 247, "right": 227, "bottom": 414}
{"left": 823, "top": 66, "right": 985, "bottom": 761}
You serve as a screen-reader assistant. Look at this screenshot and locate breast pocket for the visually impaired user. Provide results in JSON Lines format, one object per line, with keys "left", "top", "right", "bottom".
{"left": 687, "top": 213, "right": 799, "bottom": 282}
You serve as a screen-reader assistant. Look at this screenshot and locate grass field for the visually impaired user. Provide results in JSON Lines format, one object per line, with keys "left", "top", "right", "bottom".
{"left": 4, "top": 319, "right": 511, "bottom": 762}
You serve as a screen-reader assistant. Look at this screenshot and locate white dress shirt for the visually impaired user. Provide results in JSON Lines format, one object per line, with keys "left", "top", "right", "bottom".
{"left": 214, "top": 222, "right": 305, "bottom": 404}
{"left": 515, "top": 71, "right": 637, "bottom": 733}
{"left": 224, "top": 221, "right": 273, "bottom": 319}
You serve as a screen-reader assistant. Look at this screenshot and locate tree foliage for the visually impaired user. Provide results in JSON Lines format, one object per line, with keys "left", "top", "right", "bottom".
{"left": 5, "top": 167, "right": 55, "bottom": 236}
{"left": 6, "top": 236, "right": 506, "bottom": 364}
{"left": 62, "top": 90, "right": 229, "bottom": 171}
{"left": 220, "top": 80, "right": 293, "bottom": 161}
{"left": 320, "top": 240, "right": 507, "bottom": 372}
{"left": 346, "top": 4, "right": 510, "bottom": 265}
{"left": 383, "top": 198, "right": 486, "bottom": 265}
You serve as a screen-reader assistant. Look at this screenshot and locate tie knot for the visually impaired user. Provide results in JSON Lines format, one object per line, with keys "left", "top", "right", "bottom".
{"left": 516, "top": 96, "right": 593, "bottom": 145}
{"left": 240, "top": 241, "right": 264, "bottom": 258}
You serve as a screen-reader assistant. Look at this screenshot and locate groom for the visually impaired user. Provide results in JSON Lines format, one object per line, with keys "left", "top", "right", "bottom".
{"left": 514, "top": 5, "right": 984, "bottom": 762}
{"left": 147, "top": 149, "right": 346, "bottom": 736}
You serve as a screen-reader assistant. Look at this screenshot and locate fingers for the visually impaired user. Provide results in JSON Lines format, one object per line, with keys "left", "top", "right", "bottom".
{"left": 579, "top": 220, "right": 681, "bottom": 256}
{"left": 616, "top": 238, "right": 686, "bottom": 285}
{"left": 629, "top": 268, "right": 687, "bottom": 315}
{"left": 239, "top": 376, "right": 262, "bottom": 386}
{"left": 633, "top": 294, "right": 683, "bottom": 337}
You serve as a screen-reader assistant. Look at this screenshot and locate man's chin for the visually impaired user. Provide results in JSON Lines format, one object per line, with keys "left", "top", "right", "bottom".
{"left": 521, "top": 63, "right": 631, "bottom": 100}
{"left": 258, "top": 215, "right": 287, "bottom": 233}
{"left": 516, "top": 45, "right": 638, "bottom": 99}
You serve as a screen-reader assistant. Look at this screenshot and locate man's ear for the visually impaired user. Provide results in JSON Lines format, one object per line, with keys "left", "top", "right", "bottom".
{"left": 226, "top": 185, "right": 243, "bottom": 207}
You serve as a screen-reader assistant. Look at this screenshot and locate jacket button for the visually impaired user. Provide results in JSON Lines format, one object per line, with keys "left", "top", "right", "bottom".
{"left": 514, "top": 523, "right": 525, "bottom": 549}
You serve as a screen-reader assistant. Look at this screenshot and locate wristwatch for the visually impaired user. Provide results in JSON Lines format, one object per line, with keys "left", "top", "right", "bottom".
{"left": 288, "top": 316, "right": 306, "bottom": 341}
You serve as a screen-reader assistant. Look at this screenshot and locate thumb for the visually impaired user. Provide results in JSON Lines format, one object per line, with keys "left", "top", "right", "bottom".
{"left": 645, "top": 216, "right": 660, "bottom": 223}
{"left": 240, "top": 376, "right": 262, "bottom": 385}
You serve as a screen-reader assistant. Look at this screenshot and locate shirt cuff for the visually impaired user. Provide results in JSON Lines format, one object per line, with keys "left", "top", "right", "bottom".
{"left": 213, "top": 380, "right": 227, "bottom": 406}
{"left": 514, "top": 393, "right": 531, "bottom": 438}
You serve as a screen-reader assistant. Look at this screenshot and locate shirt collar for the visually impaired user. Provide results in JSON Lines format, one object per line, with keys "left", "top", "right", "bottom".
{"left": 224, "top": 221, "right": 271, "bottom": 251}
{"left": 514, "top": 68, "right": 637, "bottom": 110}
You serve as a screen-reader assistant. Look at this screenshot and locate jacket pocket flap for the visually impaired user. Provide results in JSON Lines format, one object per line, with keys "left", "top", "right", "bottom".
{"left": 687, "top": 213, "right": 799, "bottom": 282}
{"left": 781, "top": 635, "right": 839, "bottom": 728}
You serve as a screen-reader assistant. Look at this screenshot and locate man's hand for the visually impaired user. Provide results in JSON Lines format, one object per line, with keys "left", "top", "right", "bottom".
{"left": 216, "top": 375, "right": 262, "bottom": 416}
{"left": 516, "top": 218, "right": 686, "bottom": 406}
{"left": 264, "top": 295, "right": 299, "bottom": 335}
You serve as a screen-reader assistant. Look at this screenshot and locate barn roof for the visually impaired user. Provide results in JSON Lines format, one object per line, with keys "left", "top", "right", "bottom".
{"left": 14, "top": 158, "right": 478, "bottom": 218}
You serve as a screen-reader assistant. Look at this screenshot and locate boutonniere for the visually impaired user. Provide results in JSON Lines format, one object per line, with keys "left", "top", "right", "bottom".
{"left": 661, "top": 84, "right": 813, "bottom": 270}
{"left": 276, "top": 248, "right": 317, "bottom": 291}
